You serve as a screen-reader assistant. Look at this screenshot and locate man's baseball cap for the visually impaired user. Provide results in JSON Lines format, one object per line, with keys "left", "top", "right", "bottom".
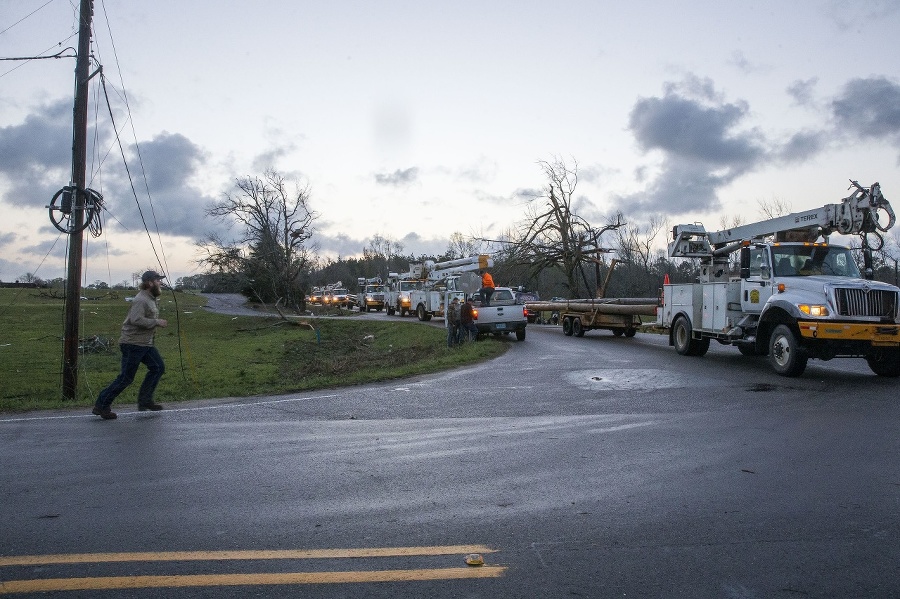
{"left": 141, "top": 270, "right": 166, "bottom": 283}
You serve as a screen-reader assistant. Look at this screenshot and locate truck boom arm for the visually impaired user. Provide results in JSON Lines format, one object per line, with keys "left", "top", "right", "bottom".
{"left": 669, "top": 181, "right": 895, "bottom": 258}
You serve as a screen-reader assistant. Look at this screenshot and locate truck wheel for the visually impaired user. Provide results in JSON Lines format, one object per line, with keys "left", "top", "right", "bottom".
{"left": 417, "top": 305, "right": 427, "bottom": 321}
{"left": 562, "top": 317, "right": 574, "bottom": 336}
{"left": 769, "top": 324, "right": 808, "bottom": 377}
{"left": 573, "top": 318, "right": 585, "bottom": 337}
{"left": 673, "top": 316, "right": 693, "bottom": 355}
{"left": 866, "top": 349, "right": 900, "bottom": 377}
{"left": 516, "top": 329, "right": 526, "bottom": 341}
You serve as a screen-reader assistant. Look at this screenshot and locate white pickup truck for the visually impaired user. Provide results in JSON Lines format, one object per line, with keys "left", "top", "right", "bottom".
{"left": 470, "top": 287, "right": 528, "bottom": 341}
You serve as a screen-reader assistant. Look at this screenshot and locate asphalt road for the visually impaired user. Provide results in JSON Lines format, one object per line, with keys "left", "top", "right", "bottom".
{"left": 2, "top": 311, "right": 899, "bottom": 598}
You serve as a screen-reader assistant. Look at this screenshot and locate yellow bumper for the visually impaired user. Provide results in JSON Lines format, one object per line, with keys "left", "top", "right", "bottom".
{"left": 798, "top": 321, "right": 900, "bottom": 345}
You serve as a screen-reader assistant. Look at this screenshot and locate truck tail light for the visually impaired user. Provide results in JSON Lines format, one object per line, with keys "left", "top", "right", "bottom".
{"left": 472, "top": 309, "right": 478, "bottom": 319}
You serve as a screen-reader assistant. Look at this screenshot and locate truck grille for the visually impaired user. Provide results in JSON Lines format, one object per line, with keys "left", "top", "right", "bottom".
{"left": 833, "top": 288, "right": 898, "bottom": 318}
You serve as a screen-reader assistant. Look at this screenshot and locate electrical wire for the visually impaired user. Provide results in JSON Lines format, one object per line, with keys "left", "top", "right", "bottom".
{"left": 0, "top": 0, "right": 57, "bottom": 37}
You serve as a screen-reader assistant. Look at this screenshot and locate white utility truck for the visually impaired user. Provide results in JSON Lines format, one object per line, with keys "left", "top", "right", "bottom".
{"left": 660, "top": 181, "right": 898, "bottom": 377}
{"left": 409, "top": 255, "right": 494, "bottom": 321}
{"left": 355, "top": 277, "right": 386, "bottom": 312}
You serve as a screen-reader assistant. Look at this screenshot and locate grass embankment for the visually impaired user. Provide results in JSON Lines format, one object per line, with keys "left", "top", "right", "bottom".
{"left": 0, "top": 289, "right": 507, "bottom": 413}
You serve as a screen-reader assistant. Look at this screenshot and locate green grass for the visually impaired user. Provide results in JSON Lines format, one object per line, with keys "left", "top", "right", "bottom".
{"left": 0, "top": 289, "right": 507, "bottom": 413}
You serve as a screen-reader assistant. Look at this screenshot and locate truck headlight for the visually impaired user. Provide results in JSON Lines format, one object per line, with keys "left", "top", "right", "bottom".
{"left": 798, "top": 304, "right": 829, "bottom": 317}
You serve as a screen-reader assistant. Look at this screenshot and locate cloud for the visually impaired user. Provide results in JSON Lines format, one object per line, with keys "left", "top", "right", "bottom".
{"left": 101, "top": 132, "right": 221, "bottom": 239}
{"left": 623, "top": 78, "right": 766, "bottom": 214}
{"left": 787, "top": 77, "right": 819, "bottom": 106}
{"left": 728, "top": 51, "right": 770, "bottom": 75}
{"left": 0, "top": 99, "right": 73, "bottom": 209}
{"left": 0, "top": 231, "right": 17, "bottom": 247}
{"left": 831, "top": 76, "right": 900, "bottom": 140}
{"left": 374, "top": 167, "right": 419, "bottom": 186}
{"left": 777, "top": 130, "right": 827, "bottom": 163}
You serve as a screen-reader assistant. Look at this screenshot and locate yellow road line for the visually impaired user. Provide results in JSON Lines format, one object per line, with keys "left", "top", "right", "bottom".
{"left": 0, "top": 545, "right": 496, "bottom": 567}
{"left": 0, "top": 567, "right": 507, "bottom": 593}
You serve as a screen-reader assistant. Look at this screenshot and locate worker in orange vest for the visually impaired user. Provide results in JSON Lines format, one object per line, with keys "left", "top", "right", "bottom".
{"left": 479, "top": 270, "right": 495, "bottom": 306}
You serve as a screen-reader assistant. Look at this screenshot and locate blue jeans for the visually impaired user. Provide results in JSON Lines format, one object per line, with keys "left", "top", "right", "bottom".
{"left": 95, "top": 344, "right": 165, "bottom": 409}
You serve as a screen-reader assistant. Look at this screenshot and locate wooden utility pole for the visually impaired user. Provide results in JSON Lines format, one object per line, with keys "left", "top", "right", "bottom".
{"left": 62, "top": 0, "right": 94, "bottom": 400}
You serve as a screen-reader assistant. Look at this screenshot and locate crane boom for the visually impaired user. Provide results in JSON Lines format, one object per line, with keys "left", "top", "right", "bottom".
{"left": 669, "top": 181, "right": 895, "bottom": 258}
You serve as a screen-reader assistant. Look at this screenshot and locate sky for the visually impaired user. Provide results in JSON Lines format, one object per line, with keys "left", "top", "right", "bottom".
{"left": 1, "top": 0, "right": 899, "bottom": 285}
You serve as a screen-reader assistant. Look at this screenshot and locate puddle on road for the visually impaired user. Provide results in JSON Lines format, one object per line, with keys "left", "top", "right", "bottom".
{"left": 564, "top": 368, "right": 714, "bottom": 390}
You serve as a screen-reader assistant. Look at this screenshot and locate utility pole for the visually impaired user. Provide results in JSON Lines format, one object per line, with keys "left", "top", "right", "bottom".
{"left": 62, "top": 0, "right": 94, "bottom": 401}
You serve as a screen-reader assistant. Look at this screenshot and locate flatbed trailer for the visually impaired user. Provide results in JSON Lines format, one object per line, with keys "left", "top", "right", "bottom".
{"left": 525, "top": 299, "right": 658, "bottom": 338}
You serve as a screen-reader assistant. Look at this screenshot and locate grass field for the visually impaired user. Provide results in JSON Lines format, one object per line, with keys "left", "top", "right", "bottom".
{"left": 0, "top": 288, "right": 507, "bottom": 413}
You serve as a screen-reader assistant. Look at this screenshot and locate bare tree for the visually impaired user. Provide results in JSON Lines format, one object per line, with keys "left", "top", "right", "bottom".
{"left": 198, "top": 168, "right": 318, "bottom": 310}
{"left": 362, "top": 233, "right": 405, "bottom": 277}
{"left": 497, "top": 157, "right": 624, "bottom": 297}
{"left": 758, "top": 195, "right": 792, "bottom": 219}
{"left": 443, "top": 231, "right": 483, "bottom": 260}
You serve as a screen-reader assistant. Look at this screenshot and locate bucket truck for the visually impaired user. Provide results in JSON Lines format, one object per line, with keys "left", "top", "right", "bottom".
{"left": 355, "top": 276, "right": 386, "bottom": 312}
{"left": 660, "top": 180, "right": 898, "bottom": 377}
{"left": 408, "top": 254, "right": 493, "bottom": 321}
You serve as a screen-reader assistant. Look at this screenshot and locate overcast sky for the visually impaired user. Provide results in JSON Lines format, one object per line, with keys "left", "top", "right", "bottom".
{"left": 1, "top": 0, "right": 899, "bottom": 284}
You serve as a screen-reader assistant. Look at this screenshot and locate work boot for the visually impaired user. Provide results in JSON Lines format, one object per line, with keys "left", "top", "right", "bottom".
{"left": 92, "top": 407, "right": 117, "bottom": 420}
{"left": 138, "top": 403, "right": 164, "bottom": 411}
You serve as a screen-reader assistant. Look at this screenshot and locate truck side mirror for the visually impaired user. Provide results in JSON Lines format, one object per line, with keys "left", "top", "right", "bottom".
{"left": 740, "top": 247, "right": 751, "bottom": 279}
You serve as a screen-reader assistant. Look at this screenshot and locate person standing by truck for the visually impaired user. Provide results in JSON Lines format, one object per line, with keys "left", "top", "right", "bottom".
{"left": 460, "top": 297, "right": 478, "bottom": 342}
{"left": 446, "top": 296, "right": 462, "bottom": 347}
{"left": 479, "top": 270, "right": 495, "bottom": 306}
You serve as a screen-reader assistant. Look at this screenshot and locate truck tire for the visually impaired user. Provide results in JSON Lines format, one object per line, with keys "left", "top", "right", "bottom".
{"left": 573, "top": 318, "right": 585, "bottom": 337}
{"left": 673, "top": 316, "right": 694, "bottom": 355}
{"left": 866, "top": 348, "right": 900, "bottom": 377}
{"left": 673, "top": 316, "right": 709, "bottom": 356}
{"left": 562, "top": 317, "right": 574, "bottom": 336}
{"left": 624, "top": 327, "right": 637, "bottom": 338}
{"left": 516, "top": 329, "right": 526, "bottom": 341}
{"left": 769, "top": 324, "right": 808, "bottom": 377}
{"left": 417, "top": 305, "right": 427, "bottom": 321}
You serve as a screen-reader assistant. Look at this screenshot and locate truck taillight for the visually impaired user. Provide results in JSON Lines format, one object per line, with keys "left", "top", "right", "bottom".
{"left": 472, "top": 309, "right": 478, "bottom": 319}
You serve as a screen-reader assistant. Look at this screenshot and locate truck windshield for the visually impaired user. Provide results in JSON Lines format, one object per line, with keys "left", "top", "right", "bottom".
{"left": 399, "top": 281, "right": 422, "bottom": 291}
{"left": 367, "top": 286, "right": 385, "bottom": 293}
{"left": 772, "top": 245, "right": 861, "bottom": 278}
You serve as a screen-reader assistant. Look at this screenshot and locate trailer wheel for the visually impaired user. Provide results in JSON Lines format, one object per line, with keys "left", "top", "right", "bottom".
{"left": 612, "top": 329, "right": 624, "bottom": 337}
{"left": 866, "top": 348, "right": 900, "bottom": 377}
{"left": 573, "top": 318, "right": 585, "bottom": 337}
{"left": 562, "top": 317, "right": 574, "bottom": 336}
{"left": 516, "top": 329, "right": 526, "bottom": 341}
{"left": 624, "top": 327, "right": 637, "bottom": 338}
{"left": 769, "top": 324, "right": 808, "bottom": 377}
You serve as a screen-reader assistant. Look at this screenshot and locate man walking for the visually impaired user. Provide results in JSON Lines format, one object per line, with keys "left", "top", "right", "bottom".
{"left": 92, "top": 270, "right": 168, "bottom": 419}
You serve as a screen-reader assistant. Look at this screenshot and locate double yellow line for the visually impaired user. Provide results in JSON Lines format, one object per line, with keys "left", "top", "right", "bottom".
{"left": 0, "top": 546, "right": 505, "bottom": 594}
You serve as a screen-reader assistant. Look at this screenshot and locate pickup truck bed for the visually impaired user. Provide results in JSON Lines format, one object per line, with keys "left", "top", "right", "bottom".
{"left": 470, "top": 287, "right": 527, "bottom": 341}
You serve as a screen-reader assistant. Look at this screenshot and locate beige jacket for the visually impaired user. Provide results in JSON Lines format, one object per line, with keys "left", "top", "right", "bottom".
{"left": 118, "top": 290, "right": 162, "bottom": 346}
